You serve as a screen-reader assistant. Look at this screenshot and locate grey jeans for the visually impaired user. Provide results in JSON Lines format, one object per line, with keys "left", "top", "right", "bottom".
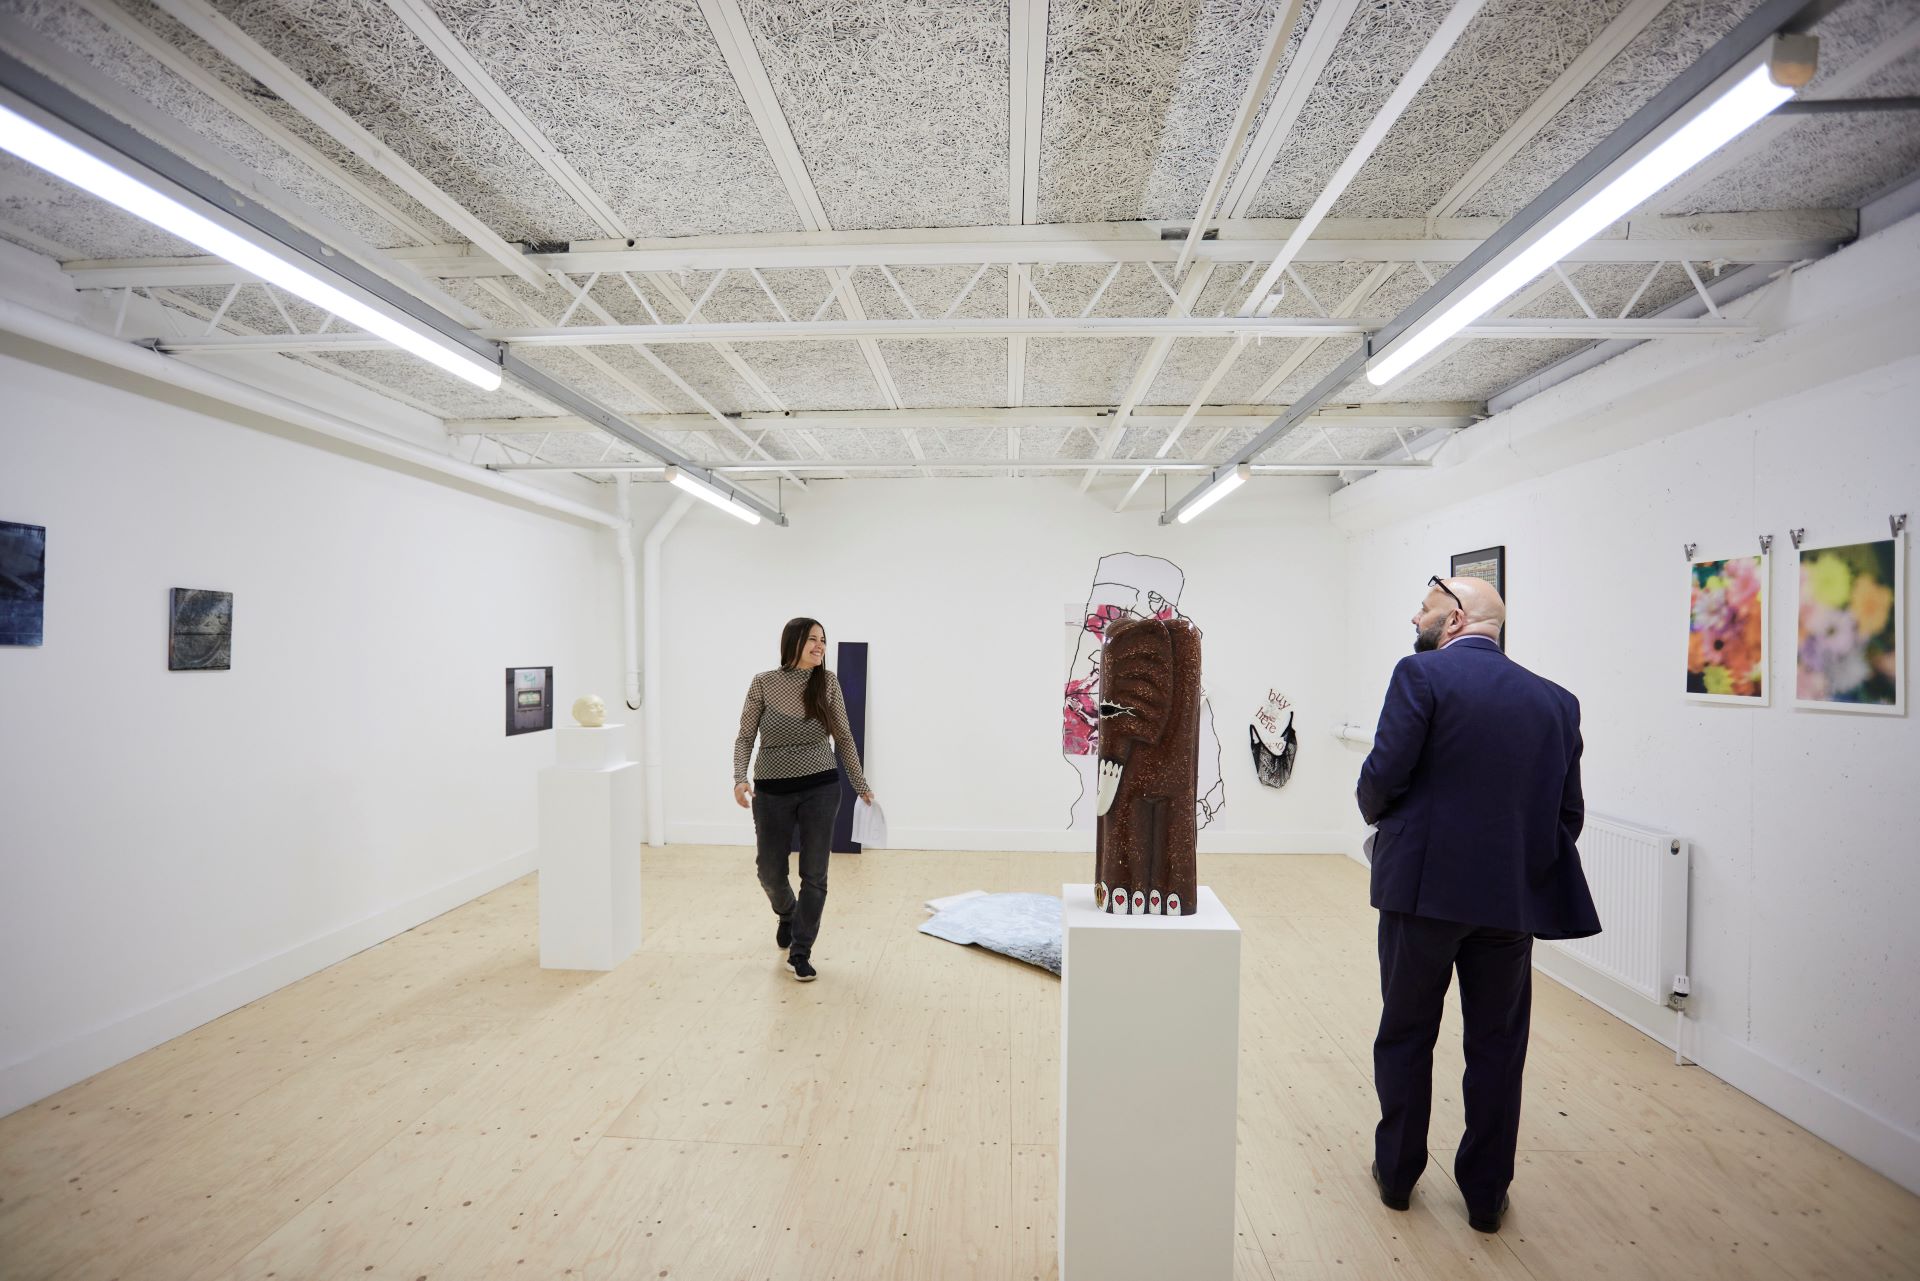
{"left": 751, "top": 780, "right": 840, "bottom": 960}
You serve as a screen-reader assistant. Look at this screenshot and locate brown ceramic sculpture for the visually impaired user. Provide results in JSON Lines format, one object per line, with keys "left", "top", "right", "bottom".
{"left": 1094, "top": 616, "right": 1203, "bottom": 916}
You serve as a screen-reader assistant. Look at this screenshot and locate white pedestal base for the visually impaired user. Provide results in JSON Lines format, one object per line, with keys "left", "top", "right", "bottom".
{"left": 538, "top": 732, "right": 642, "bottom": 971}
{"left": 1059, "top": 883, "right": 1241, "bottom": 1281}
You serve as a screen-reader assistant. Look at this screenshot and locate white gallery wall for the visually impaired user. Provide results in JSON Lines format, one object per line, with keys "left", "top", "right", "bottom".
{"left": 0, "top": 339, "right": 636, "bottom": 1115}
{"left": 653, "top": 477, "right": 1353, "bottom": 854}
{"left": 1335, "top": 213, "right": 1920, "bottom": 1190}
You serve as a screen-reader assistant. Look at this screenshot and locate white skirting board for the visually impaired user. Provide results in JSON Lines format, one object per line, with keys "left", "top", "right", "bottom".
{"left": 1534, "top": 946, "right": 1920, "bottom": 1195}
{"left": 0, "top": 847, "right": 539, "bottom": 1119}
{"left": 665, "top": 822, "right": 1352, "bottom": 854}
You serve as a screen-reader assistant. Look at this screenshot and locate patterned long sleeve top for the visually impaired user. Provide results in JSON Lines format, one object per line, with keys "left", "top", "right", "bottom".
{"left": 733, "top": 667, "right": 869, "bottom": 795}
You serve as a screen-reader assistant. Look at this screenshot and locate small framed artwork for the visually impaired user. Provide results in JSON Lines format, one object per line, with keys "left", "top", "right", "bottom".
{"left": 1450, "top": 544, "right": 1506, "bottom": 651}
{"left": 168, "top": 588, "right": 233, "bottom": 670}
{"left": 0, "top": 520, "right": 46, "bottom": 647}
{"left": 1687, "top": 554, "right": 1768, "bottom": 704}
{"left": 506, "top": 665, "right": 554, "bottom": 735}
{"left": 1795, "top": 537, "right": 1903, "bottom": 715}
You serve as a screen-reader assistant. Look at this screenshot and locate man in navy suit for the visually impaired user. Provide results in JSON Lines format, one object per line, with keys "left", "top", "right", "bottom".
{"left": 1357, "top": 575, "right": 1599, "bottom": 1234}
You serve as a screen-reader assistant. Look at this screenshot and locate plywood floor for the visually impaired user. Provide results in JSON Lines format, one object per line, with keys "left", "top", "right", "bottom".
{"left": 2, "top": 850, "right": 1915, "bottom": 1280}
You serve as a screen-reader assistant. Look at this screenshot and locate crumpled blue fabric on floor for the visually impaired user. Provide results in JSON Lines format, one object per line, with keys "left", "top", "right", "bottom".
{"left": 918, "top": 892, "right": 1063, "bottom": 975}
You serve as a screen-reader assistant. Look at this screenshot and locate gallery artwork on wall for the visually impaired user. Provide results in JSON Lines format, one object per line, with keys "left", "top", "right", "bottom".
{"left": 1061, "top": 552, "right": 1223, "bottom": 832}
{"left": 0, "top": 520, "right": 46, "bottom": 647}
{"left": 506, "top": 666, "right": 554, "bottom": 735}
{"left": 1687, "top": 554, "right": 1768, "bottom": 704}
{"left": 1796, "top": 536, "right": 1903, "bottom": 715}
{"left": 1450, "top": 544, "right": 1506, "bottom": 651}
{"left": 1250, "top": 689, "right": 1298, "bottom": 788}
{"left": 167, "top": 588, "right": 232, "bottom": 670}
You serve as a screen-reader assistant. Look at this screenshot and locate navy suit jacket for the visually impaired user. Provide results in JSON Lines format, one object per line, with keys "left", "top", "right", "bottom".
{"left": 1357, "top": 636, "right": 1600, "bottom": 940}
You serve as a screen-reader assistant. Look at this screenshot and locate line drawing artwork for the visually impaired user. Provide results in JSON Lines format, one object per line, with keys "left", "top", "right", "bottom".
{"left": 1062, "top": 551, "right": 1223, "bottom": 831}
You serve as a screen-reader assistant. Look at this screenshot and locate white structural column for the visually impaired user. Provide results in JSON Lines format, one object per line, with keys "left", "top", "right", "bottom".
{"left": 697, "top": 0, "right": 907, "bottom": 411}
{"left": 148, "top": 0, "right": 547, "bottom": 288}
{"left": 1059, "top": 884, "right": 1241, "bottom": 1281}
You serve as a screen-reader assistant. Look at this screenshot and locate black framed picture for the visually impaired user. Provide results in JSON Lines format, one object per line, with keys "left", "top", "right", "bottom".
{"left": 168, "top": 588, "right": 233, "bottom": 670}
{"left": 506, "top": 666, "right": 553, "bottom": 735}
{"left": 0, "top": 520, "right": 46, "bottom": 647}
{"left": 1450, "top": 545, "right": 1506, "bottom": 652}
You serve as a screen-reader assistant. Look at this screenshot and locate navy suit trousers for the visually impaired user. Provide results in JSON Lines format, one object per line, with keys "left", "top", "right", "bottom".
{"left": 1374, "top": 911, "right": 1533, "bottom": 1214}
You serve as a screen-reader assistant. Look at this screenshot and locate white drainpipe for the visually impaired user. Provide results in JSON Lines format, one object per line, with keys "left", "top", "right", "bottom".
{"left": 616, "top": 476, "right": 641, "bottom": 712}
{"left": 642, "top": 494, "right": 695, "bottom": 846}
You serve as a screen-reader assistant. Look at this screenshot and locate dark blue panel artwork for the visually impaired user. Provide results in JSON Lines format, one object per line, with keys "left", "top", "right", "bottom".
{"left": 169, "top": 588, "right": 232, "bottom": 670}
{"left": 0, "top": 520, "right": 46, "bottom": 647}
{"left": 831, "top": 641, "right": 869, "bottom": 854}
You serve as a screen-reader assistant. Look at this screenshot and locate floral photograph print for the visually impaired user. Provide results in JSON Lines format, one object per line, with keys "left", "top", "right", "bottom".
{"left": 1687, "top": 554, "right": 1767, "bottom": 704}
{"left": 1796, "top": 538, "right": 1903, "bottom": 714}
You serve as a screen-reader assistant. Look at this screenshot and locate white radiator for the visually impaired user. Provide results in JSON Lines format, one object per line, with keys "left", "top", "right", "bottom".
{"left": 1545, "top": 813, "right": 1689, "bottom": 1007}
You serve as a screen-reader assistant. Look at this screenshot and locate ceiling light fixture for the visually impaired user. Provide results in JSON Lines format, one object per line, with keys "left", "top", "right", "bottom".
{"left": 666, "top": 466, "right": 762, "bottom": 526}
{"left": 0, "top": 101, "right": 503, "bottom": 390}
{"left": 1174, "top": 463, "right": 1250, "bottom": 524}
{"left": 1366, "top": 34, "right": 1816, "bottom": 388}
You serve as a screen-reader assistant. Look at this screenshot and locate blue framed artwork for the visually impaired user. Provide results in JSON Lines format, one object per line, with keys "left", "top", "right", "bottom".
{"left": 1, "top": 520, "right": 47, "bottom": 647}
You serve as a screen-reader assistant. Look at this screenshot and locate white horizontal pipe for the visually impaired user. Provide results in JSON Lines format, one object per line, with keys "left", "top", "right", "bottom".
{"left": 151, "top": 315, "right": 1755, "bottom": 354}
{"left": 0, "top": 297, "right": 623, "bottom": 530}
{"left": 488, "top": 459, "right": 1435, "bottom": 474}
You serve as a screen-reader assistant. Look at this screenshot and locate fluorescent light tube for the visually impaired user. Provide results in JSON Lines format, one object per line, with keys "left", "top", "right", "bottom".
{"left": 667, "top": 466, "right": 761, "bottom": 525}
{"left": 1367, "top": 49, "right": 1799, "bottom": 389}
{"left": 1175, "top": 463, "right": 1249, "bottom": 523}
{"left": 0, "top": 102, "right": 502, "bottom": 390}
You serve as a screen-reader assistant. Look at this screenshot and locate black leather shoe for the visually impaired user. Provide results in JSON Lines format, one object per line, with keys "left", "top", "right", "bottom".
{"left": 1371, "top": 1161, "right": 1410, "bottom": 1212}
{"left": 1468, "top": 1194, "right": 1510, "bottom": 1234}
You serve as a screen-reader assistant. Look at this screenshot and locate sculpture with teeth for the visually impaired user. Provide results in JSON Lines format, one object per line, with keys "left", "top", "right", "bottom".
{"left": 1093, "top": 616, "right": 1203, "bottom": 916}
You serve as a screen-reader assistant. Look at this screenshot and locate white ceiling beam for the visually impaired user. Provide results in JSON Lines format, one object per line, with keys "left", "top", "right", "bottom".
{"left": 1075, "top": 265, "right": 1214, "bottom": 491}
{"left": 155, "top": 315, "right": 1752, "bottom": 353}
{"left": 493, "top": 458, "right": 1434, "bottom": 475}
{"left": 147, "top": 0, "right": 547, "bottom": 289}
{"left": 1236, "top": 0, "right": 1494, "bottom": 316}
{"left": 61, "top": 213, "right": 1852, "bottom": 286}
{"left": 1428, "top": 0, "right": 1669, "bottom": 220}
{"left": 1006, "top": 1, "right": 1049, "bottom": 407}
{"left": 445, "top": 402, "right": 1481, "bottom": 435}
{"left": 1218, "top": 0, "right": 1366, "bottom": 219}
{"left": 1246, "top": 262, "right": 1399, "bottom": 403}
{"left": 65, "top": 0, "right": 441, "bottom": 247}
{"left": 640, "top": 272, "right": 787, "bottom": 411}
{"left": 375, "top": 0, "right": 790, "bottom": 429}
{"left": 379, "top": 0, "right": 629, "bottom": 239}
{"left": 1172, "top": 0, "right": 1305, "bottom": 276}
{"left": 470, "top": 277, "right": 667, "bottom": 416}
{"left": 696, "top": 0, "right": 905, "bottom": 411}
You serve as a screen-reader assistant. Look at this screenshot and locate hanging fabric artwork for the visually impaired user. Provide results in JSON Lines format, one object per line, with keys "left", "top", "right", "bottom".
{"left": 1250, "top": 689, "right": 1298, "bottom": 788}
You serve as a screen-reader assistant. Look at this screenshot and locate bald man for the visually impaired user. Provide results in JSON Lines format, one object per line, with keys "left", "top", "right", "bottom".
{"left": 1357, "top": 575, "right": 1599, "bottom": 1234}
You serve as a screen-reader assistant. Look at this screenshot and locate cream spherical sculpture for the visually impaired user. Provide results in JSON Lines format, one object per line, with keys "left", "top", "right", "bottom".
{"left": 570, "top": 694, "right": 607, "bottom": 727}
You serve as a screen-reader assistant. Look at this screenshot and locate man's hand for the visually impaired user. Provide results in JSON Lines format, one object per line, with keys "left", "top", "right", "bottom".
{"left": 733, "top": 781, "right": 753, "bottom": 808}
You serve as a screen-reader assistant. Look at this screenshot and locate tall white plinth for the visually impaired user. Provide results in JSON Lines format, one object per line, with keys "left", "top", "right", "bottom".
{"left": 538, "top": 725, "right": 642, "bottom": 970}
{"left": 1059, "top": 883, "right": 1240, "bottom": 1281}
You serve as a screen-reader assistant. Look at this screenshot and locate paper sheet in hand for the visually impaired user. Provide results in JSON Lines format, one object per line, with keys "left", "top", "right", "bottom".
{"left": 851, "top": 798, "right": 888, "bottom": 847}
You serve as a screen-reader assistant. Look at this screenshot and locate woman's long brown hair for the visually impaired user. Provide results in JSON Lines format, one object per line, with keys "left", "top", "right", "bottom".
{"left": 780, "top": 617, "right": 831, "bottom": 724}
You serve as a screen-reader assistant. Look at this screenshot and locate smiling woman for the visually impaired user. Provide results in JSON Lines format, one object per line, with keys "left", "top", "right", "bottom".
{"left": 731, "top": 617, "right": 874, "bottom": 982}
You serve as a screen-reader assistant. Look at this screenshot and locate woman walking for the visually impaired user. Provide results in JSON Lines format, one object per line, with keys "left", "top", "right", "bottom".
{"left": 733, "top": 617, "right": 874, "bottom": 981}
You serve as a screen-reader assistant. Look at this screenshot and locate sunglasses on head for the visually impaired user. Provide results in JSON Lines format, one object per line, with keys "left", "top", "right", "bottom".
{"left": 1428, "top": 576, "right": 1463, "bottom": 612}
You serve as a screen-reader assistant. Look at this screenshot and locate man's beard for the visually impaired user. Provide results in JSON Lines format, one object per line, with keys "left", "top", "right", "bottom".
{"left": 1412, "top": 618, "right": 1447, "bottom": 653}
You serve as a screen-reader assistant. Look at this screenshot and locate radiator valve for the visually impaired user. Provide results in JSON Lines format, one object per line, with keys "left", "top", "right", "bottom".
{"left": 1666, "top": 974, "right": 1691, "bottom": 1010}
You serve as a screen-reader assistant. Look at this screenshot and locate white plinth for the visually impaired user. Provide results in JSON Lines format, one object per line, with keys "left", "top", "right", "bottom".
{"left": 538, "top": 740, "right": 642, "bottom": 970}
{"left": 557, "top": 722, "right": 629, "bottom": 770}
{"left": 1059, "top": 883, "right": 1240, "bottom": 1281}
